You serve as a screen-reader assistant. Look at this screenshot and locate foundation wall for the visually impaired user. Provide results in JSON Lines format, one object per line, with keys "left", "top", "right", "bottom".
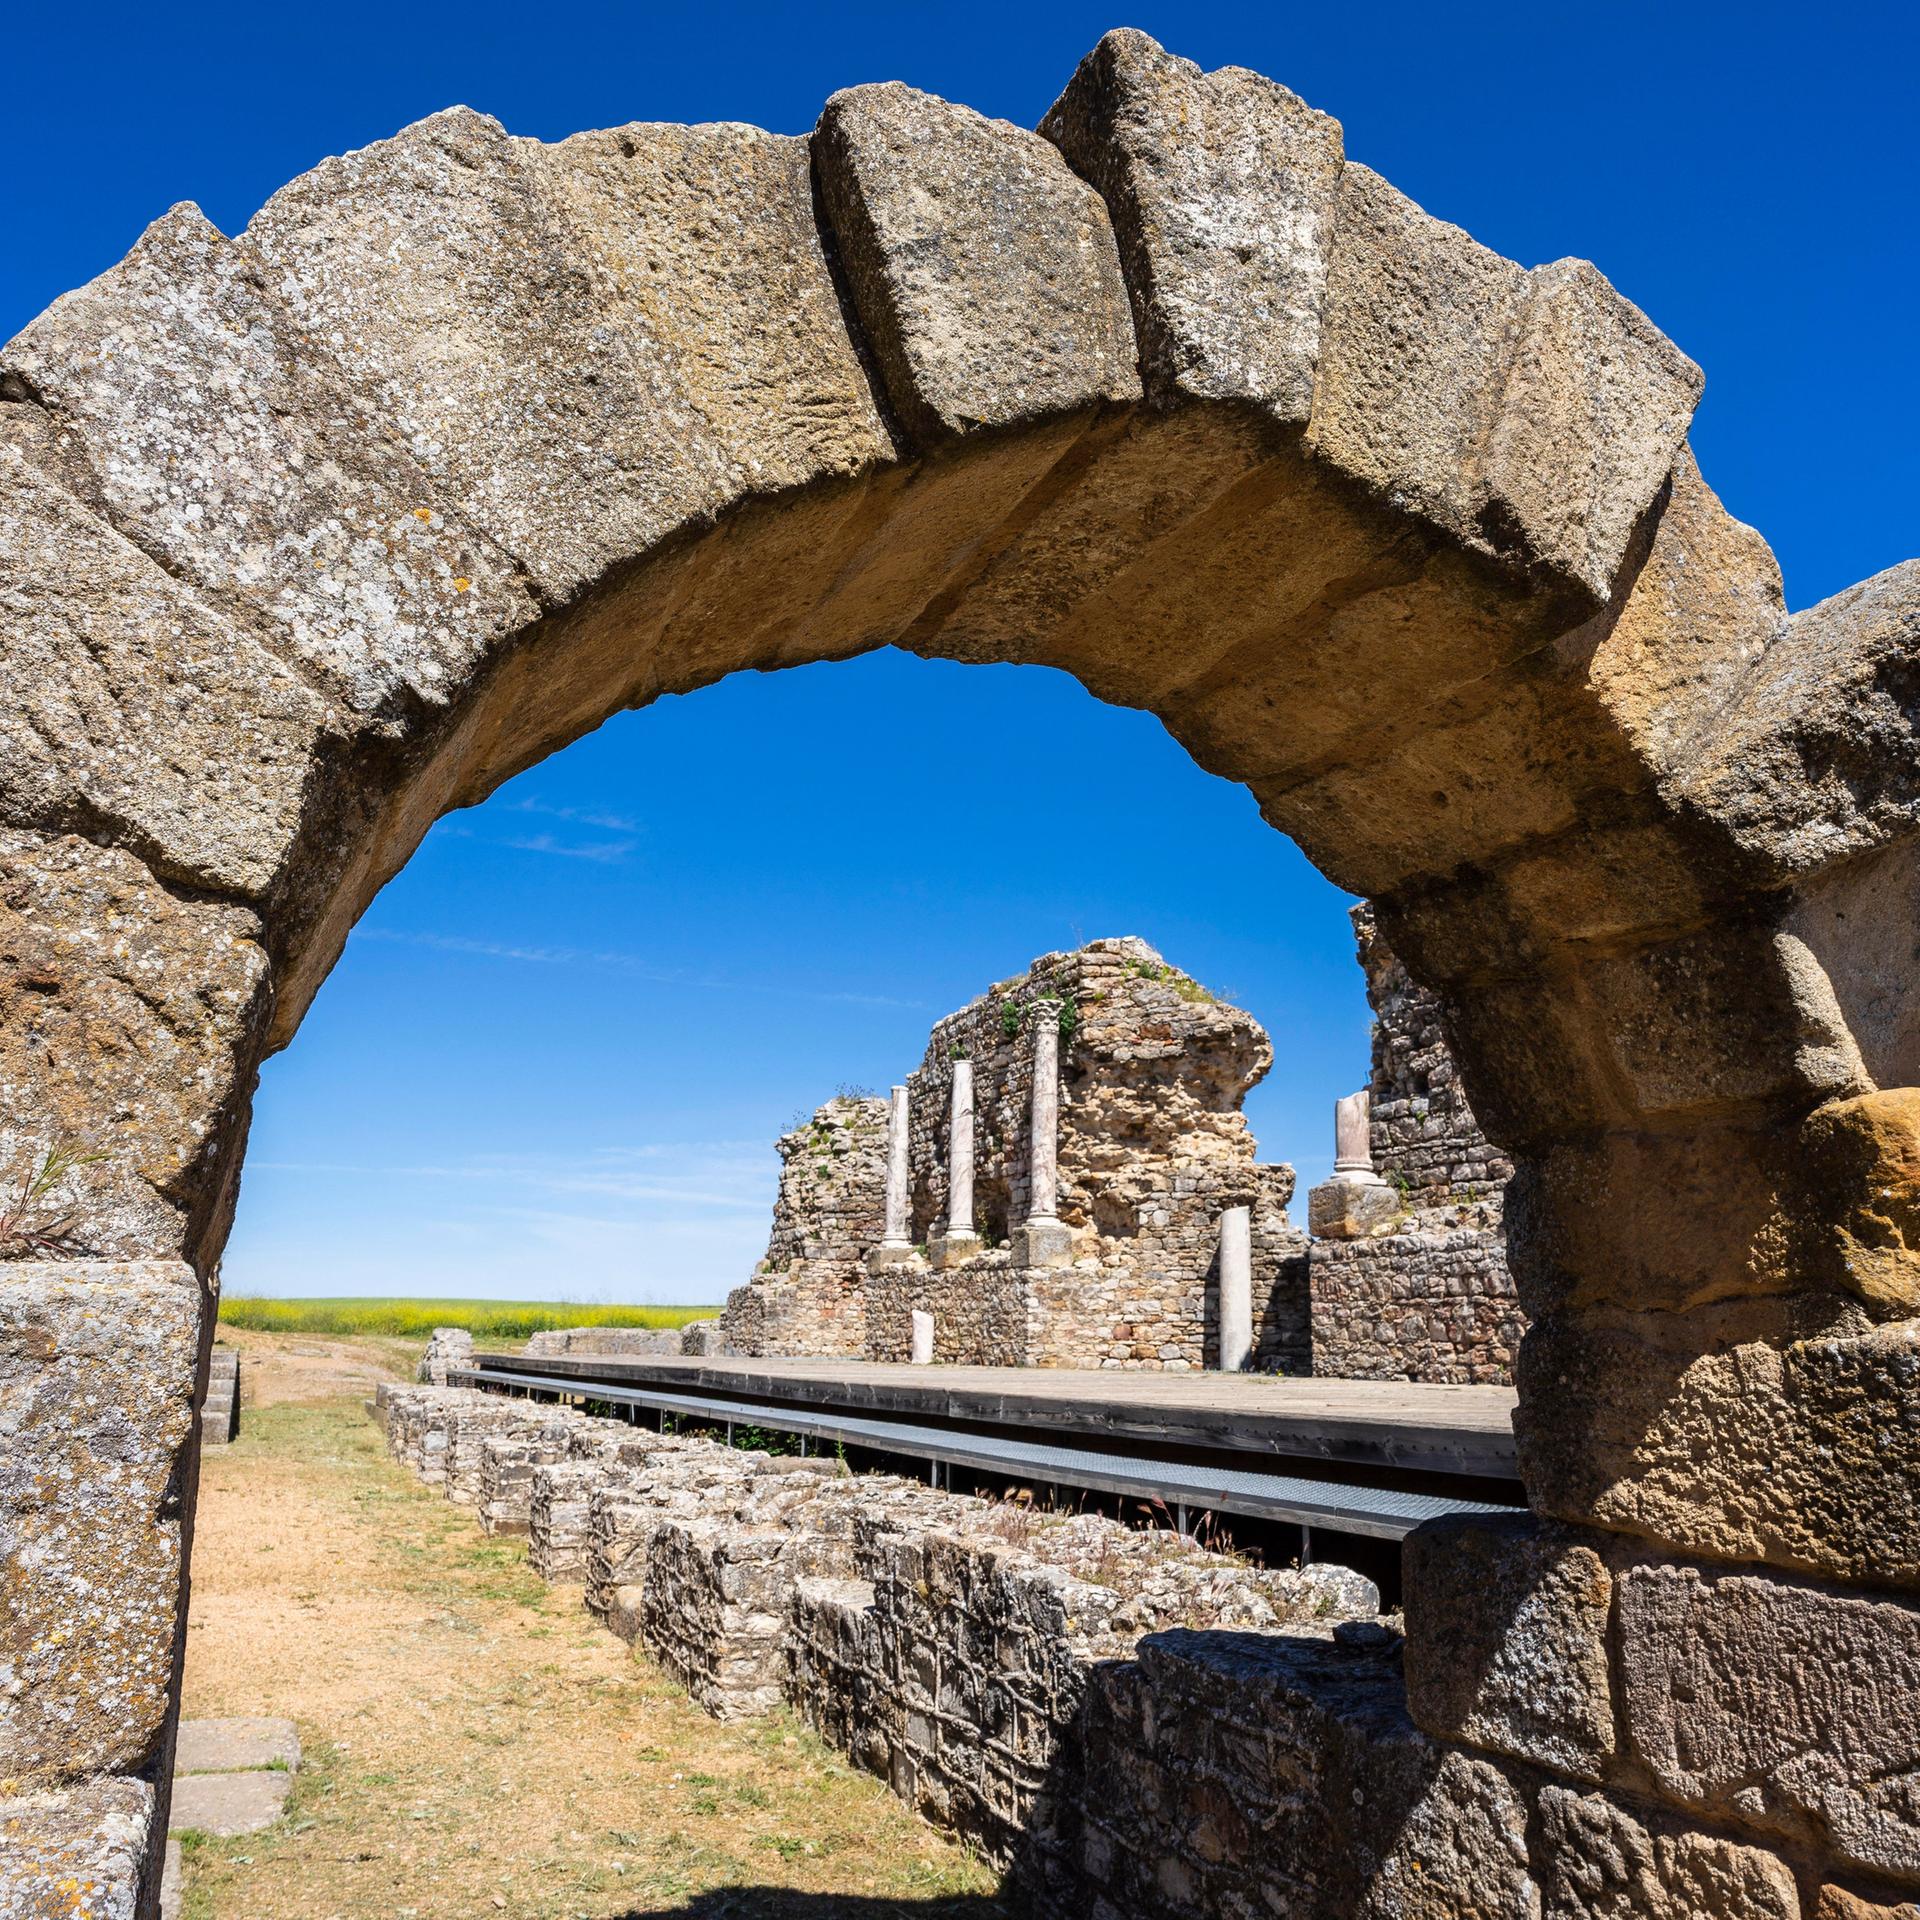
{"left": 385, "top": 1388, "right": 1920, "bottom": 1917}
{"left": 1308, "top": 910, "right": 1523, "bottom": 1384}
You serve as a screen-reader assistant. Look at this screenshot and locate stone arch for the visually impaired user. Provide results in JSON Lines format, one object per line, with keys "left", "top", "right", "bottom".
{"left": 4, "top": 27, "right": 1917, "bottom": 1913}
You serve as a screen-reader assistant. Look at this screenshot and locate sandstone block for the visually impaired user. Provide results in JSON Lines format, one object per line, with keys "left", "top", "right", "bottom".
{"left": 1518, "top": 1300, "right": 1920, "bottom": 1589}
{"left": 1403, "top": 1514, "right": 1614, "bottom": 1782}
{"left": 1790, "top": 1090, "right": 1920, "bottom": 1317}
{"left": 1787, "top": 836, "right": 1920, "bottom": 1093}
{"left": 1618, "top": 1561, "right": 1920, "bottom": 1883}
{"left": 815, "top": 81, "right": 1139, "bottom": 444}
{"left": 1680, "top": 558, "right": 1920, "bottom": 881}
{"left": 1039, "top": 28, "right": 1342, "bottom": 422}
{"left": 1308, "top": 1177, "right": 1401, "bottom": 1239}
{"left": 1479, "top": 257, "right": 1702, "bottom": 603}
{"left": 0, "top": 1262, "right": 201, "bottom": 1787}
{"left": 1582, "top": 922, "right": 1866, "bottom": 1124}
{"left": 0, "top": 448, "right": 333, "bottom": 905}
{"left": 0, "top": 1776, "right": 153, "bottom": 1920}
{"left": 3, "top": 202, "right": 533, "bottom": 722}
{"left": 1536, "top": 1785, "right": 1800, "bottom": 1920}
{"left": 249, "top": 110, "right": 890, "bottom": 608}
{"left": 1590, "top": 447, "right": 1785, "bottom": 789}
{"left": 0, "top": 830, "right": 271, "bottom": 1263}
{"left": 1309, "top": 163, "right": 1528, "bottom": 562}
{"left": 1814, "top": 1888, "right": 1920, "bottom": 1920}
{"left": 1502, "top": 1126, "right": 1793, "bottom": 1318}
{"left": 1309, "top": 162, "right": 1698, "bottom": 606}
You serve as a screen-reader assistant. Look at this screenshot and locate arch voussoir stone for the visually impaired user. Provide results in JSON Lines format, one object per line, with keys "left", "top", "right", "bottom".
{"left": 3, "top": 28, "right": 1917, "bottom": 1917}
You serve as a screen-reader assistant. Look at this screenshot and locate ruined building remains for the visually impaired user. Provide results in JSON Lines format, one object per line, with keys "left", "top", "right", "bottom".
{"left": 1305, "top": 906, "right": 1523, "bottom": 1384}
{"left": 718, "top": 923, "right": 1522, "bottom": 1383}
{"left": 720, "top": 938, "right": 1309, "bottom": 1372}
{"left": 8, "top": 20, "right": 1917, "bottom": 1915}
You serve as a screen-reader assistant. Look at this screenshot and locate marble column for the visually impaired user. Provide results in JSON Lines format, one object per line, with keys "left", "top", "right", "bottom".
{"left": 1217, "top": 1204, "right": 1253, "bottom": 1371}
{"left": 869, "top": 1083, "right": 917, "bottom": 1269}
{"left": 1308, "top": 1088, "right": 1399, "bottom": 1239}
{"left": 1012, "top": 1010, "right": 1072, "bottom": 1267}
{"left": 930, "top": 1060, "right": 982, "bottom": 1269}
{"left": 1333, "top": 1090, "right": 1379, "bottom": 1182}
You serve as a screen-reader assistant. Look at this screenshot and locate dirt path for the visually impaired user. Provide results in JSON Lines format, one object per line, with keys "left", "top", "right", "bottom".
{"left": 179, "top": 1334, "right": 1000, "bottom": 1919}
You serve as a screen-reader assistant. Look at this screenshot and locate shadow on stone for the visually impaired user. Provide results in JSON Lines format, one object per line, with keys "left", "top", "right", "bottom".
{"left": 605, "top": 1897, "right": 1005, "bottom": 1918}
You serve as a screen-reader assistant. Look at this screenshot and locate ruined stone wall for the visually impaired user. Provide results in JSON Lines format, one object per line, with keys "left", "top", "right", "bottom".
{"left": 389, "top": 1387, "right": 1920, "bottom": 1918}
{"left": 865, "top": 1258, "right": 1031, "bottom": 1365}
{"left": 523, "top": 1326, "right": 682, "bottom": 1358}
{"left": 1309, "top": 1221, "right": 1521, "bottom": 1383}
{"left": 867, "top": 939, "right": 1308, "bottom": 1371}
{"left": 905, "top": 937, "right": 1273, "bottom": 1246}
{"left": 718, "top": 1094, "right": 888, "bottom": 1357}
{"left": 1309, "top": 909, "right": 1523, "bottom": 1384}
{"left": 1355, "top": 904, "right": 1514, "bottom": 1205}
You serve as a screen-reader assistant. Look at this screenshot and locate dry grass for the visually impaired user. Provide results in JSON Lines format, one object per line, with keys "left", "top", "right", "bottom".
{"left": 179, "top": 1345, "right": 1000, "bottom": 1920}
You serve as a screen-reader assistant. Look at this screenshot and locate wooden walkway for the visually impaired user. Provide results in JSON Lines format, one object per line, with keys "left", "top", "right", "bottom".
{"left": 472, "top": 1353, "right": 1519, "bottom": 1482}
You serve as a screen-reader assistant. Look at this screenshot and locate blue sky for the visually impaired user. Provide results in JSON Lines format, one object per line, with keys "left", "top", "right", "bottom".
{"left": 8, "top": 3, "right": 1913, "bottom": 1302}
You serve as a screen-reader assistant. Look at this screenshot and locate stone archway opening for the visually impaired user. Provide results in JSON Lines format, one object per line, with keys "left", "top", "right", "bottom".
{"left": 4, "top": 26, "right": 1916, "bottom": 1917}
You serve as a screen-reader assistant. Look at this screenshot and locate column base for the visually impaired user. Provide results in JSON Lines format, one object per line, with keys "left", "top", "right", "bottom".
{"left": 1307, "top": 1176, "right": 1400, "bottom": 1239}
{"left": 1010, "top": 1219, "right": 1074, "bottom": 1269}
{"left": 928, "top": 1230, "right": 984, "bottom": 1270}
{"left": 867, "top": 1242, "right": 921, "bottom": 1271}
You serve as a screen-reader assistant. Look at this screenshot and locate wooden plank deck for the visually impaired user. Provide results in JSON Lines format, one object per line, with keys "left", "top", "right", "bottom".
{"left": 472, "top": 1352, "right": 1519, "bottom": 1482}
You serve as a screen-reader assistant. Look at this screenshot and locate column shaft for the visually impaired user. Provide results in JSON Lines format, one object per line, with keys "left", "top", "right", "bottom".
{"left": 1218, "top": 1204, "right": 1253, "bottom": 1371}
{"left": 948, "top": 1061, "right": 975, "bottom": 1235}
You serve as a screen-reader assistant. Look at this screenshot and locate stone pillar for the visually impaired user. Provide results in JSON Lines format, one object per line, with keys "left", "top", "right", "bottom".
{"left": 868, "top": 1084, "right": 917, "bottom": 1269}
{"left": 930, "top": 1060, "right": 983, "bottom": 1268}
{"left": 1012, "top": 1008, "right": 1073, "bottom": 1268}
{"left": 1217, "top": 1204, "right": 1253, "bottom": 1371}
{"left": 1308, "top": 1088, "right": 1399, "bottom": 1239}
{"left": 1333, "top": 1091, "right": 1376, "bottom": 1181}
{"left": 910, "top": 1309, "right": 935, "bottom": 1365}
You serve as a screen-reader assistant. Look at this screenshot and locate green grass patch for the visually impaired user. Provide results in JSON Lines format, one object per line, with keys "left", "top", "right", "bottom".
{"left": 215, "top": 1295, "right": 717, "bottom": 1340}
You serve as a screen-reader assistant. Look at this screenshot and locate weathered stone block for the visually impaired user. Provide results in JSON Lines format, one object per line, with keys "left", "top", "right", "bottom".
{"left": 1814, "top": 1888, "right": 1920, "bottom": 1920}
{"left": 0, "top": 831, "right": 271, "bottom": 1265}
{"left": 1503, "top": 1126, "right": 1794, "bottom": 1318}
{"left": 1403, "top": 1514, "right": 1614, "bottom": 1782}
{"left": 1039, "top": 28, "right": 1342, "bottom": 422}
{"left": 3, "top": 202, "right": 532, "bottom": 722}
{"left": 1536, "top": 1785, "right": 1800, "bottom": 1920}
{"left": 1518, "top": 1300, "right": 1920, "bottom": 1589}
{"left": 0, "top": 1776, "right": 153, "bottom": 1920}
{"left": 1680, "top": 557, "right": 1920, "bottom": 881}
{"left": 1789, "top": 1091, "right": 1920, "bottom": 1317}
{"left": 1581, "top": 923, "right": 1866, "bottom": 1123}
{"left": 1308, "top": 1176, "right": 1401, "bottom": 1240}
{"left": 1618, "top": 1560, "right": 1920, "bottom": 1883}
{"left": 1479, "top": 257, "right": 1701, "bottom": 604}
{"left": 0, "top": 448, "right": 332, "bottom": 906}
{"left": 815, "top": 81, "right": 1139, "bottom": 444}
{"left": 0, "top": 1262, "right": 201, "bottom": 1787}
{"left": 249, "top": 108, "right": 888, "bottom": 607}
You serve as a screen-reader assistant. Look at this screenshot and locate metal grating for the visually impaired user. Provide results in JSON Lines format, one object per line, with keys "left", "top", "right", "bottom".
{"left": 455, "top": 1366, "right": 1518, "bottom": 1541}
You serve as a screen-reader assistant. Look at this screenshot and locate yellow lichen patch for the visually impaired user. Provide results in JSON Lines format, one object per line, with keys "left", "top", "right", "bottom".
{"left": 452, "top": 576, "right": 471, "bottom": 593}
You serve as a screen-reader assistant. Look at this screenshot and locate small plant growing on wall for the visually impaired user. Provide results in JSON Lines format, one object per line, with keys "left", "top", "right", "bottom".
{"left": 999, "top": 996, "right": 1023, "bottom": 1039}
{"left": 0, "top": 1141, "right": 103, "bottom": 1258}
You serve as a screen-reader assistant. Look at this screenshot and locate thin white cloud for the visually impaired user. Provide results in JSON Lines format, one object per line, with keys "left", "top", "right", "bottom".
{"left": 350, "top": 926, "right": 928, "bottom": 1009}
{"left": 501, "top": 797, "right": 647, "bottom": 833}
{"left": 247, "top": 1149, "right": 771, "bottom": 1213}
{"left": 499, "top": 831, "right": 640, "bottom": 864}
